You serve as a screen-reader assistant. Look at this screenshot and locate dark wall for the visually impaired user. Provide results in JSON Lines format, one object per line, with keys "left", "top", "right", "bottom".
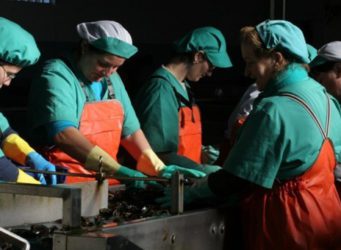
{"left": 0, "top": 0, "right": 341, "bottom": 144}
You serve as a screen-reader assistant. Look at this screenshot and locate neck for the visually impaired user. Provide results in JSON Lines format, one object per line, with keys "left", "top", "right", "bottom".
{"left": 163, "top": 63, "right": 188, "bottom": 82}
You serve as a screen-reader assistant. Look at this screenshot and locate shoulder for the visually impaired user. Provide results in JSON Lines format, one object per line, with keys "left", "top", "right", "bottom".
{"left": 145, "top": 69, "right": 176, "bottom": 93}
{"left": 42, "top": 59, "right": 74, "bottom": 76}
{"left": 36, "top": 59, "right": 78, "bottom": 88}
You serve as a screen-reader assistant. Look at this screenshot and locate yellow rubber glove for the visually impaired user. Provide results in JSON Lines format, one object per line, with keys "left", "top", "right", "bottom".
{"left": 136, "top": 148, "right": 165, "bottom": 176}
{"left": 16, "top": 169, "right": 41, "bottom": 184}
{"left": 85, "top": 146, "right": 121, "bottom": 173}
{"left": 85, "top": 146, "right": 149, "bottom": 189}
{"left": 2, "top": 134, "right": 34, "bottom": 165}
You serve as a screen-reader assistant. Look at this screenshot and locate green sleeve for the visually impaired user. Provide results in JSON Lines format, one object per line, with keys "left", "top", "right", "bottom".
{"left": 110, "top": 73, "right": 140, "bottom": 137}
{"left": 330, "top": 98, "right": 341, "bottom": 163}
{"left": 135, "top": 78, "right": 180, "bottom": 153}
{"left": 223, "top": 104, "right": 283, "bottom": 188}
{"left": 0, "top": 113, "right": 10, "bottom": 158}
{"left": 224, "top": 94, "right": 332, "bottom": 189}
{"left": 0, "top": 113, "right": 10, "bottom": 134}
{"left": 27, "top": 59, "right": 85, "bottom": 144}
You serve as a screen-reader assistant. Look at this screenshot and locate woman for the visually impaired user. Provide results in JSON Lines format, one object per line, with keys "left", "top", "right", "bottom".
{"left": 309, "top": 40, "right": 341, "bottom": 196}
{"left": 159, "top": 20, "right": 341, "bottom": 249}
{"left": 309, "top": 41, "right": 341, "bottom": 102}
{"left": 135, "top": 27, "right": 232, "bottom": 173}
{"left": 215, "top": 44, "right": 317, "bottom": 165}
{"left": 0, "top": 17, "right": 56, "bottom": 185}
{"left": 27, "top": 20, "right": 204, "bottom": 187}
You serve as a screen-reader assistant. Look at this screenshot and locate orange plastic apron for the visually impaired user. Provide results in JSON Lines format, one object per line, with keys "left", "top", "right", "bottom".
{"left": 242, "top": 93, "right": 341, "bottom": 250}
{"left": 42, "top": 100, "right": 123, "bottom": 184}
{"left": 177, "top": 105, "right": 202, "bottom": 164}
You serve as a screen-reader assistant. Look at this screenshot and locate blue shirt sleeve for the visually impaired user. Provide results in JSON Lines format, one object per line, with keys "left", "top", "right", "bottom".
{"left": 46, "top": 120, "right": 77, "bottom": 142}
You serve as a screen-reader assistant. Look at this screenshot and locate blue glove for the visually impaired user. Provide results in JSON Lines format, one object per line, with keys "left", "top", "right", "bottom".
{"left": 26, "top": 152, "right": 57, "bottom": 185}
{"left": 158, "top": 165, "right": 206, "bottom": 179}
{"left": 156, "top": 177, "right": 215, "bottom": 207}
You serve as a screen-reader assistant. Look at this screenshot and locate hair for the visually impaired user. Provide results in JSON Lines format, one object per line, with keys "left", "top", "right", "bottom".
{"left": 76, "top": 40, "right": 109, "bottom": 58}
{"left": 240, "top": 26, "right": 274, "bottom": 58}
{"left": 310, "top": 61, "right": 336, "bottom": 73}
{"left": 240, "top": 26, "right": 308, "bottom": 71}
{"left": 0, "top": 59, "right": 12, "bottom": 66}
{"left": 167, "top": 51, "right": 196, "bottom": 65}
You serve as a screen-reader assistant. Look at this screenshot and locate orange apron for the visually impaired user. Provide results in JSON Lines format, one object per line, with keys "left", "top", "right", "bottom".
{"left": 242, "top": 93, "right": 341, "bottom": 250}
{"left": 42, "top": 100, "right": 123, "bottom": 184}
{"left": 177, "top": 105, "right": 202, "bottom": 163}
{"left": 172, "top": 85, "right": 202, "bottom": 163}
{"left": 40, "top": 72, "right": 123, "bottom": 184}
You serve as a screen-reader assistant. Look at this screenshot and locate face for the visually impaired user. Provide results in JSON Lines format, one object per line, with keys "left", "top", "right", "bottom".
{"left": 78, "top": 47, "right": 126, "bottom": 82}
{"left": 0, "top": 64, "right": 22, "bottom": 88}
{"left": 186, "top": 52, "right": 215, "bottom": 82}
{"left": 313, "top": 66, "right": 341, "bottom": 101}
{"left": 241, "top": 43, "right": 275, "bottom": 91}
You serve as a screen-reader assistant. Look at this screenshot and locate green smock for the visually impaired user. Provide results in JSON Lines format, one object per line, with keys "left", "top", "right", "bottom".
{"left": 224, "top": 64, "right": 341, "bottom": 189}
{"left": 27, "top": 57, "right": 140, "bottom": 146}
{"left": 135, "top": 67, "right": 190, "bottom": 153}
{"left": 0, "top": 113, "right": 10, "bottom": 158}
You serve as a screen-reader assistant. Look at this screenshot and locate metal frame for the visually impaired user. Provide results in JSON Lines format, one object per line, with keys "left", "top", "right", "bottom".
{"left": 270, "top": 0, "right": 286, "bottom": 19}
{"left": 170, "top": 172, "right": 184, "bottom": 214}
{"left": 53, "top": 208, "right": 226, "bottom": 250}
{"left": 0, "top": 227, "right": 30, "bottom": 250}
{"left": 0, "top": 183, "right": 81, "bottom": 228}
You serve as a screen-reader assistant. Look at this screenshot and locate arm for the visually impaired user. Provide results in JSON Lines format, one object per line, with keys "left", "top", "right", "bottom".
{"left": 134, "top": 76, "right": 180, "bottom": 153}
{"left": 53, "top": 127, "right": 93, "bottom": 164}
{"left": 1, "top": 128, "right": 55, "bottom": 184}
{"left": 121, "top": 129, "right": 151, "bottom": 160}
{"left": 53, "top": 127, "right": 149, "bottom": 188}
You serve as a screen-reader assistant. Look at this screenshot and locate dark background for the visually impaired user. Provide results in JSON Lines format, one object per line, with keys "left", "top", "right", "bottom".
{"left": 0, "top": 0, "right": 340, "bottom": 145}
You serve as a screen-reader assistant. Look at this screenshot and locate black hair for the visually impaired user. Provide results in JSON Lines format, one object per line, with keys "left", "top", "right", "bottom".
{"left": 166, "top": 51, "right": 196, "bottom": 65}
{"left": 310, "top": 61, "right": 336, "bottom": 74}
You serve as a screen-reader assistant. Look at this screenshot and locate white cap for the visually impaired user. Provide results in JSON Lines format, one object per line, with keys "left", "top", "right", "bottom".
{"left": 76, "top": 20, "right": 138, "bottom": 58}
{"left": 310, "top": 41, "right": 341, "bottom": 67}
{"left": 77, "top": 20, "right": 133, "bottom": 44}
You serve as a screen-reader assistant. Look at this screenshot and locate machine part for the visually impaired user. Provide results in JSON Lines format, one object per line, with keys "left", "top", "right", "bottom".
{"left": 24, "top": 168, "right": 169, "bottom": 183}
{"left": 0, "top": 182, "right": 81, "bottom": 228}
{"left": 0, "top": 181, "right": 110, "bottom": 228}
{"left": 170, "top": 172, "right": 184, "bottom": 214}
{"left": 52, "top": 208, "right": 226, "bottom": 250}
{"left": 0, "top": 227, "right": 30, "bottom": 250}
{"left": 53, "top": 233, "right": 142, "bottom": 250}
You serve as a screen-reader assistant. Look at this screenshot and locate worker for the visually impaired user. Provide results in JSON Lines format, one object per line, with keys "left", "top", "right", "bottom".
{"left": 158, "top": 20, "right": 341, "bottom": 249}
{"left": 134, "top": 27, "right": 232, "bottom": 173}
{"left": 214, "top": 83, "right": 260, "bottom": 165}
{"left": 309, "top": 40, "right": 341, "bottom": 195}
{"left": 309, "top": 41, "right": 341, "bottom": 101}
{"left": 215, "top": 44, "right": 317, "bottom": 165}
{"left": 0, "top": 17, "right": 56, "bottom": 185}
{"left": 26, "top": 20, "right": 205, "bottom": 187}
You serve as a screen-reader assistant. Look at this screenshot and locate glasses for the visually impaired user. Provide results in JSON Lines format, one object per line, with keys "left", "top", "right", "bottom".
{"left": 0, "top": 65, "right": 16, "bottom": 80}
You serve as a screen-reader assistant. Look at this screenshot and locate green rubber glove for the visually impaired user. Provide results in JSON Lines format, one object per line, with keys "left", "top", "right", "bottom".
{"left": 199, "top": 164, "right": 222, "bottom": 174}
{"left": 115, "top": 166, "right": 148, "bottom": 189}
{"left": 115, "top": 166, "right": 164, "bottom": 190}
{"left": 158, "top": 165, "right": 206, "bottom": 179}
{"left": 201, "top": 145, "right": 220, "bottom": 164}
{"left": 156, "top": 177, "right": 214, "bottom": 207}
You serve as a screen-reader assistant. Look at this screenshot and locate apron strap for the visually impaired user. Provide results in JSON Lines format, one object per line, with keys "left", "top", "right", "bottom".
{"left": 150, "top": 75, "right": 196, "bottom": 122}
{"left": 280, "top": 92, "right": 331, "bottom": 139}
{"left": 105, "top": 77, "right": 116, "bottom": 99}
